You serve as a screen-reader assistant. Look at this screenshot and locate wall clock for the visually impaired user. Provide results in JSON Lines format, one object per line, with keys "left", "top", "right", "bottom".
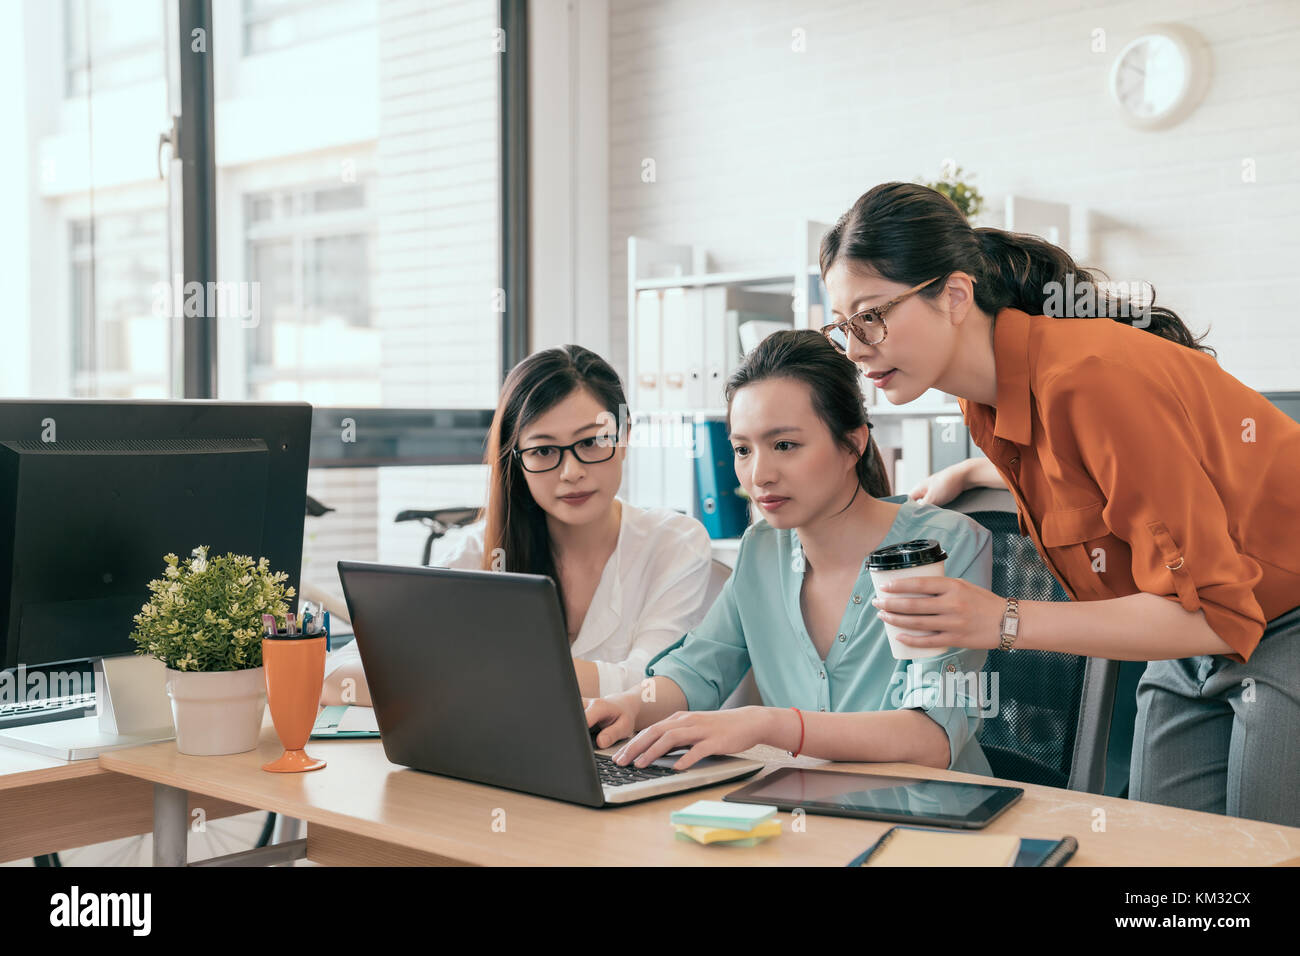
{"left": 1109, "top": 23, "right": 1211, "bottom": 130}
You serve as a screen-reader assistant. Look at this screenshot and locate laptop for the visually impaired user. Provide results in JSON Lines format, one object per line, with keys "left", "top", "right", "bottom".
{"left": 336, "top": 560, "right": 763, "bottom": 807}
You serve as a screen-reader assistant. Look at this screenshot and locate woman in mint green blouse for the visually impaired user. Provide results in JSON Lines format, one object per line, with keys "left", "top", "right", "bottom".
{"left": 585, "top": 330, "right": 995, "bottom": 775}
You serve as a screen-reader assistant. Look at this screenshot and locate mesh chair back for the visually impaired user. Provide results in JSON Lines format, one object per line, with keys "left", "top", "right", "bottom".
{"left": 964, "top": 509, "right": 1085, "bottom": 790}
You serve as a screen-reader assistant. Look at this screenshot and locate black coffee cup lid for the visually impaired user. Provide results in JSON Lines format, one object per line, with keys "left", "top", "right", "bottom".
{"left": 867, "top": 538, "right": 947, "bottom": 570}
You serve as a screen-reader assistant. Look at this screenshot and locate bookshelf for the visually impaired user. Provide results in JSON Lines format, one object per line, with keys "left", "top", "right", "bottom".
{"left": 624, "top": 237, "right": 796, "bottom": 514}
{"left": 622, "top": 197, "right": 1089, "bottom": 511}
{"left": 623, "top": 225, "right": 979, "bottom": 511}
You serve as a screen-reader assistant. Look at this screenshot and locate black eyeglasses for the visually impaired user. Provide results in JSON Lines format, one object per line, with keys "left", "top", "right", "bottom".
{"left": 821, "top": 276, "right": 944, "bottom": 353}
{"left": 513, "top": 436, "right": 617, "bottom": 473}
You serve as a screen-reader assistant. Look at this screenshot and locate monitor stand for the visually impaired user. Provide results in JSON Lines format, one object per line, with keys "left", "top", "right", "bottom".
{"left": 0, "top": 654, "right": 175, "bottom": 760}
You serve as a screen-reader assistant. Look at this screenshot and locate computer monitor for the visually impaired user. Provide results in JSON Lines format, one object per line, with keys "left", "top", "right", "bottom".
{"left": 0, "top": 400, "right": 311, "bottom": 755}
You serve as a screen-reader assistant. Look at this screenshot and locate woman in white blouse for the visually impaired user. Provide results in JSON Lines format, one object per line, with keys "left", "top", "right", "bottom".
{"left": 321, "top": 345, "right": 714, "bottom": 703}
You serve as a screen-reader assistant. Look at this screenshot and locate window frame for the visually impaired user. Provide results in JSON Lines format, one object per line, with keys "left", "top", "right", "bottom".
{"left": 174, "top": 0, "right": 526, "bottom": 466}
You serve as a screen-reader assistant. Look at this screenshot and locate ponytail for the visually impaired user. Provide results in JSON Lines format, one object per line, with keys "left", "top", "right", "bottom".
{"left": 972, "top": 227, "right": 1214, "bottom": 355}
{"left": 821, "top": 182, "right": 1215, "bottom": 357}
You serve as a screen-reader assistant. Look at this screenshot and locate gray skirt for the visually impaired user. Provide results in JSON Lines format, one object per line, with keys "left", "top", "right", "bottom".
{"left": 1129, "top": 602, "right": 1300, "bottom": 827}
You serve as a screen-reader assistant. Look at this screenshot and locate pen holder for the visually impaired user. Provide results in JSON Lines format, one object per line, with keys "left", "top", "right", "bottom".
{"left": 261, "top": 634, "right": 327, "bottom": 773}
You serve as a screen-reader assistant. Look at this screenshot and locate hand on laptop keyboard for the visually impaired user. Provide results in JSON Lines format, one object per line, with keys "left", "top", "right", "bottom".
{"left": 594, "top": 753, "right": 681, "bottom": 787}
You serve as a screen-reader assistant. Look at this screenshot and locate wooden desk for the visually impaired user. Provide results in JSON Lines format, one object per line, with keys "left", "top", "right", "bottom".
{"left": 0, "top": 743, "right": 253, "bottom": 863}
{"left": 97, "top": 723, "right": 1300, "bottom": 866}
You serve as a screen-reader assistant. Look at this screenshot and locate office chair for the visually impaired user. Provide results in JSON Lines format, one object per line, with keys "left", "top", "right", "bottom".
{"left": 928, "top": 487, "right": 1120, "bottom": 793}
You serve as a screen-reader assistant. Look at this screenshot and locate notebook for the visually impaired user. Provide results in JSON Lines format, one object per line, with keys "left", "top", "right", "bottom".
{"left": 848, "top": 825, "right": 1078, "bottom": 867}
{"left": 311, "top": 705, "right": 380, "bottom": 738}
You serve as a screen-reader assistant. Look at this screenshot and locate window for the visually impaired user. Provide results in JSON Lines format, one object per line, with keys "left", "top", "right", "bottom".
{"left": 64, "top": 0, "right": 165, "bottom": 97}
{"left": 242, "top": 183, "right": 377, "bottom": 404}
{"left": 212, "top": 0, "right": 501, "bottom": 409}
{"left": 211, "top": 0, "right": 506, "bottom": 608}
{"left": 68, "top": 209, "right": 171, "bottom": 398}
{"left": 5, "top": 0, "right": 517, "bottom": 614}
{"left": 241, "top": 0, "right": 373, "bottom": 56}
{"left": 3, "top": 0, "right": 172, "bottom": 399}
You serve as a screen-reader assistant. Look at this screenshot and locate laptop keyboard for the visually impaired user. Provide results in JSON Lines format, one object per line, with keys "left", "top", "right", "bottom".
{"left": 595, "top": 753, "right": 683, "bottom": 787}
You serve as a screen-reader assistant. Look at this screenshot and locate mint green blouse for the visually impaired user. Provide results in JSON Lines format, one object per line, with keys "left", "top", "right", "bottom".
{"left": 645, "top": 498, "right": 995, "bottom": 775}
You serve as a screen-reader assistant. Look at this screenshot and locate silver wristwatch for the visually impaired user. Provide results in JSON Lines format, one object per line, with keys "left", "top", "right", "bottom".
{"left": 998, "top": 598, "right": 1020, "bottom": 651}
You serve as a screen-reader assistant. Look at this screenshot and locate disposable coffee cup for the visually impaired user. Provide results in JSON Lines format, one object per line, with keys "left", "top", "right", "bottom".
{"left": 867, "top": 538, "right": 950, "bottom": 660}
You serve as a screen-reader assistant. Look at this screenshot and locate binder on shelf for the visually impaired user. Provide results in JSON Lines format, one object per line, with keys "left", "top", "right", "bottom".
{"left": 660, "top": 289, "right": 704, "bottom": 411}
{"left": 702, "top": 287, "right": 743, "bottom": 411}
{"left": 630, "top": 440, "right": 666, "bottom": 511}
{"left": 628, "top": 411, "right": 666, "bottom": 510}
{"left": 701, "top": 287, "right": 790, "bottom": 400}
{"left": 693, "top": 421, "right": 748, "bottom": 539}
{"left": 664, "top": 439, "right": 698, "bottom": 518}
{"left": 634, "top": 290, "right": 663, "bottom": 411}
{"left": 636, "top": 284, "right": 792, "bottom": 424}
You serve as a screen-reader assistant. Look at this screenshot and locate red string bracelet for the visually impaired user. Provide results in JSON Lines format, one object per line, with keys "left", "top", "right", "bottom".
{"left": 789, "top": 707, "right": 805, "bottom": 758}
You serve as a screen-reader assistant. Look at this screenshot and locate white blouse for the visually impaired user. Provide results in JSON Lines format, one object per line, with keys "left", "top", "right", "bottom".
{"left": 325, "top": 498, "right": 715, "bottom": 698}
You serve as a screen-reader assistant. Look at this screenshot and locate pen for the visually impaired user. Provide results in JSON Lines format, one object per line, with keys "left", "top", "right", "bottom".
{"left": 323, "top": 610, "right": 331, "bottom": 650}
{"left": 262, "top": 614, "right": 278, "bottom": 636}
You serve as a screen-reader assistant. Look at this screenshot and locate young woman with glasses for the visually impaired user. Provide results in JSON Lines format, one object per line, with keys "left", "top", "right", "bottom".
{"left": 817, "top": 180, "right": 1300, "bottom": 827}
{"left": 585, "top": 329, "right": 996, "bottom": 774}
{"left": 322, "top": 345, "right": 714, "bottom": 704}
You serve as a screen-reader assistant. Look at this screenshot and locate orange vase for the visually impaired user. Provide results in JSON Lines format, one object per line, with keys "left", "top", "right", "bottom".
{"left": 261, "top": 634, "right": 327, "bottom": 773}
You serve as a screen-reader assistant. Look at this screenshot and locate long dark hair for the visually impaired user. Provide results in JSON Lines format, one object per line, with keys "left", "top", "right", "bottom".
{"left": 820, "top": 181, "right": 1215, "bottom": 356}
{"left": 481, "top": 345, "right": 627, "bottom": 630}
{"left": 725, "top": 329, "right": 891, "bottom": 499}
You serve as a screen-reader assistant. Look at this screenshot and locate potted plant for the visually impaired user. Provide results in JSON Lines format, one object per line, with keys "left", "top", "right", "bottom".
{"left": 918, "top": 162, "right": 986, "bottom": 222}
{"left": 130, "top": 546, "right": 295, "bottom": 755}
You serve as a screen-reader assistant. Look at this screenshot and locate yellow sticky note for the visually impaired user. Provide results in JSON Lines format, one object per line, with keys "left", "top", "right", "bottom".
{"left": 673, "top": 819, "right": 782, "bottom": 845}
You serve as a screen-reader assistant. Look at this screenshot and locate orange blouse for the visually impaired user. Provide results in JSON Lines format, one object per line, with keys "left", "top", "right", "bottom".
{"left": 959, "top": 307, "right": 1300, "bottom": 663}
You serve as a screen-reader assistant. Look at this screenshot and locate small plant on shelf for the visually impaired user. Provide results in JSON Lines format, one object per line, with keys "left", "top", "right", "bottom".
{"left": 918, "top": 162, "right": 985, "bottom": 221}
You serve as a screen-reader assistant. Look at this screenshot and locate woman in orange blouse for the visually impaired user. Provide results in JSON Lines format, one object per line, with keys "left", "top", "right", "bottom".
{"left": 819, "top": 181, "right": 1300, "bottom": 827}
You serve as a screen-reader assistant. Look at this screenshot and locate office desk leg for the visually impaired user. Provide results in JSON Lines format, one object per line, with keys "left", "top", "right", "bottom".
{"left": 153, "top": 783, "right": 189, "bottom": 867}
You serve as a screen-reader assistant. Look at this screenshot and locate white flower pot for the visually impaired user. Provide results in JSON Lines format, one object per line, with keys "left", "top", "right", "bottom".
{"left": 165, "top": 667, "right": 267, "bottom": 756}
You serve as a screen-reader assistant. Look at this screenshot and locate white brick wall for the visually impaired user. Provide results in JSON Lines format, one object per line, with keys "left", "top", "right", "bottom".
{"left": 299, "top": 0, "right": 500, "bottom": 608}
{"left": 376, "top": 0, "right": 501, "bottom": 409}
{"left": 608, "top": 0, "right": 1300, "bottom": 390}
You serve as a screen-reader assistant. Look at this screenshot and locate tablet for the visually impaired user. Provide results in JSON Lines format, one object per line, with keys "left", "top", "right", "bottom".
{"left": 724, "top": 768, "right": 1023, "bottom": 829}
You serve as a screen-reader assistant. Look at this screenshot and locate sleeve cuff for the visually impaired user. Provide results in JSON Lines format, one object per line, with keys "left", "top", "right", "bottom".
{"left": 1195, "top": 597, "right": 1266, "bottom": 663}
{"left": 645, "top": 643, "right": 718, "bottom": 711}
{"left": 594, "top": 656, "right": 654, "bottom": 698}
{"left": 897, "top": 659, "right": 984, "bottom": 771}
